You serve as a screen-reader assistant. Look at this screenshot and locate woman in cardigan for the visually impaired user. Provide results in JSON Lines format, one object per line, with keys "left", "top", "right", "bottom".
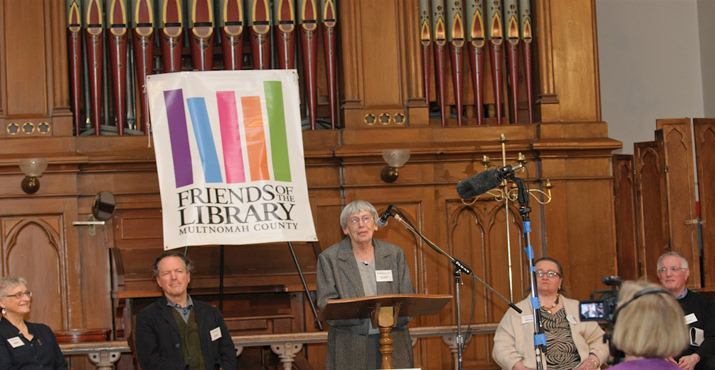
{"left": 493, "top": 257, "right": 609, "bottom": 370}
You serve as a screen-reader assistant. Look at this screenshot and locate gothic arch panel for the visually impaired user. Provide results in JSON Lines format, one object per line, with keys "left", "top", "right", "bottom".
{"left": 2, "top": 217, "right": 66, "bottom": 329}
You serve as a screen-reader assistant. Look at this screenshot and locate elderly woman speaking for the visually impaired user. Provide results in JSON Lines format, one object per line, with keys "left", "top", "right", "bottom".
{"left": 316, "top": 200, "right": 416, "bottom": 370}
{"left": 493, "top": 257, "right": 609, "bottom": 370}
{"left": 0, "top": 275, "right": 67, "bottom": 369}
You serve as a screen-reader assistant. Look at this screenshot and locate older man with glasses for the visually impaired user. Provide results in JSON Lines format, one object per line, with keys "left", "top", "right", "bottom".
{"left": 657, "top": 251, "right": 715, "bottom": 370}
{"left": 316, "top": 200, "right": 416, "bottom": 370}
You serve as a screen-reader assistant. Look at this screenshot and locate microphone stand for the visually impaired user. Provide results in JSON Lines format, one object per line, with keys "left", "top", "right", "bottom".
{"left": 390, "top": 208, "right": 521, "bottom": 370}
{"left": 510, "top": 176, "right": 546, "bottom": 370}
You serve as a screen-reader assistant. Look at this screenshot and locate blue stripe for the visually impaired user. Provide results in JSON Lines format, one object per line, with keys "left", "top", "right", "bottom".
{"left": 187, "top": 97, "right": 223, "bottom": 183}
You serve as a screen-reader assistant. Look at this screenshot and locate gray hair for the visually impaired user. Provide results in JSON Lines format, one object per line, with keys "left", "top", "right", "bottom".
{"left": 657, "top": 251, "right": 689, "bottom": 270}
{"left": 0, "top": 275, "right": 28, "bottom": 297}
{"left": 339, "top": 200, "right": 378, "bottom": 229}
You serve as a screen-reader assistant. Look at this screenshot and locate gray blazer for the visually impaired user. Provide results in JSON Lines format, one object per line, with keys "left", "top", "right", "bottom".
{"left": 316, "top": 237, "right": 415, "bottom": 370}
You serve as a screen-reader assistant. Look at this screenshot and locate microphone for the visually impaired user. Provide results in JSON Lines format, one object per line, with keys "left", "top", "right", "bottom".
{"left": 376, "top": 204, "right": 395, "bottom": 227}
{"left": 456, "top": 164, "right": 524, "bottom": 199}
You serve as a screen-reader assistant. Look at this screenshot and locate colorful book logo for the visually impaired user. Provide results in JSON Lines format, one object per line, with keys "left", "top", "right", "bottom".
{"left": 162, "top": 81, "right": 291, "bottom": 188}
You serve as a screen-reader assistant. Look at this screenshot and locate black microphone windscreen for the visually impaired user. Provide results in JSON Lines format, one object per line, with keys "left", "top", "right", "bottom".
{"left": 456, "top": 169, "right": 502, "bottom": 199}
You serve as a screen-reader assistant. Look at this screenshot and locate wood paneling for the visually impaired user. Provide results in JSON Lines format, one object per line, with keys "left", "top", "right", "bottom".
{"left": 0, "top": 0, "right": 72, "bottom": 136}
{"left": 2, "top": 217, "right": 64, "bottom": 327}
{"left": 694, "top": 119, "right": 715, "bottom": 288}
{"left": 3, "top": 0, "right": 47, "bottom": 116}
{"left": 613, "top": 155, "right": 638, "bottom": 281}
{"left": 540, "top": 0, "right": 600, "bottom": 122}
{"left": 634, "top": 141, "right": 668, "bottom": 281}
{"left": 655, "top": 119, "right": 700, "bottom": 287}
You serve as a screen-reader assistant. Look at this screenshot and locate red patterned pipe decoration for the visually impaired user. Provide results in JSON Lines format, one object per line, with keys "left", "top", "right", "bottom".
{"left": 218, "top": 0, "right": 245, "bottom": 71}
{"left": 299, "top": 0, "right": 319, "bottom": 130}
{"left": 85, "top": 0, "right": 104, "bottom": 135}
{"left": 132, "top": 0, "right": 155, "bottom": 134}
{"left": 432, "top": 0, "right": 448, "bottom": 127}
{"left": 321, "top": 0, "right": 338, "bottom": 129}
{"left": 248, "top": 0, "right": 271, "bottom": 70}
{"left": 108, "top": 0, "right": 129, "bottom": 135}
{"left": 504, "top": 0, "right": 519, "bottom": 124}
{"left": 160, "top": 0, "right": 184, "bottom": 73}
{"left": 274, "top": 0, "right": 296, "bottom": 70}
{"left": 466, "top": 0, "right": 486, "bottom": 125}
{"left": 189, "top": 0, "right": 215, "bottom": 71}
{"left": 67, "top": 0, "right": 83, "bottom": 135}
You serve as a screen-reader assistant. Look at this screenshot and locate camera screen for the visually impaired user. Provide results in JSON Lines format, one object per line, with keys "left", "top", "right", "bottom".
{"left": 579, "top": 300, "right": 605, "bottom": 321}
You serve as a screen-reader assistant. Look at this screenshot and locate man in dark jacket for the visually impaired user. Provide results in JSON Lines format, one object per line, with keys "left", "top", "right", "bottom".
{"left": 135, "top": 251, "right": 236, "bottom": 370}
{"left": 657, "top": 251, "right": 715, "bottom": 370}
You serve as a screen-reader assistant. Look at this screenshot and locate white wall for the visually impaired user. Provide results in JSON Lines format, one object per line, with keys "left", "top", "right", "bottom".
{"left": 698, "top": 0, "right": 715, "bottom": 117}
{"left": 596, "top": 0, "right": 705, "bottom": 154}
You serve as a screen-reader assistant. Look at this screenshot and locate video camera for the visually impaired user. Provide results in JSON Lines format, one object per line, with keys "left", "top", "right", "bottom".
{"left": 579, "top": 276, "right": 622, "bottom": 323}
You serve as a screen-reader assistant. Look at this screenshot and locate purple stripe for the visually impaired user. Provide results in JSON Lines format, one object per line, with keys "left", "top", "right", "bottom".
{"left": 164, "top": 89, "right": 193, "bottom": 187}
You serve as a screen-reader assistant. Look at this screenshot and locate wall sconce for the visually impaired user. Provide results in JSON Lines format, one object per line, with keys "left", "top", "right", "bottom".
{"left": 19, "top": 158, "right": 48, "bottom": 194}
{"left": 73, "top": 191, "right": 116, "bottom": 236}
{"left": 380, "top": 149, "right": 410, "bottom": 183}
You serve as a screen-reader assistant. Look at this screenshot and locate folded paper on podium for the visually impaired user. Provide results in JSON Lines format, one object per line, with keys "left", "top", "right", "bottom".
{"left": 319, "top": 294, "right": 451, "bottom": 370}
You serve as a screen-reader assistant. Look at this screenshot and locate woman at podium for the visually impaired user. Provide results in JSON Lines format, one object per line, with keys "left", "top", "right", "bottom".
{"left": 317, "top": 200, "right": 416, "bottom": 370}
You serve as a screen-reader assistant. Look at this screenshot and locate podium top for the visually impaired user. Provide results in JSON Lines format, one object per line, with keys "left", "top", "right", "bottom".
{"left": 318, "top": 293, "right": 451, "bottom": 321}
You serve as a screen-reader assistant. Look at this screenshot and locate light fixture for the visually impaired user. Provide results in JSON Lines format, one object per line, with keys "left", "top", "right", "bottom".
{"left": 19, "top": 158, "right": 48, "bottom": 194}
{"left": 73, "top": 192, "right": 116, "bottom": 236}
{"left": 380, "top": 149, "right": 410, "bottom": 183}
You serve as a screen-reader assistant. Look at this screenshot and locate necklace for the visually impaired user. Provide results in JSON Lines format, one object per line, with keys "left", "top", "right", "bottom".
{"left": 544, "top": 295, "right": 560, "bottom": 314}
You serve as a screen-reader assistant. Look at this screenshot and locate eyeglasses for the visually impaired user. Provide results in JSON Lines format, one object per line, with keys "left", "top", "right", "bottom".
{"left": 657, "top": 266, "right": 686, "bottom": 274}
{"left": 536, "top": 270, "right": 561, "bottom": 279}
{"left": 3, "top": 290, "right": 32, "bottom": 299}
{"left": 348, "top": 215, "right": 373, "bottom": 225}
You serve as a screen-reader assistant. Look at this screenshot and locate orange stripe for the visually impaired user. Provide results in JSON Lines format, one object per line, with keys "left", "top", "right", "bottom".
{"left": 240, "top": 96, "right": 270, "bottom": 181}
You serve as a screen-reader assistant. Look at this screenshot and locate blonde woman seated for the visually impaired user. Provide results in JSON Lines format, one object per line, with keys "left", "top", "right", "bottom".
{"left": 609, "top": 280, "right": 689, "bottom": 370}
{"left": 492, "top": 257, "right": 609, "bottom": 370}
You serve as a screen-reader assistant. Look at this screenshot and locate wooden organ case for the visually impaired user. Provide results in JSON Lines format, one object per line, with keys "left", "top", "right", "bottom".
{"left": 0, "top": 0, "right": 641, "bottom": 369}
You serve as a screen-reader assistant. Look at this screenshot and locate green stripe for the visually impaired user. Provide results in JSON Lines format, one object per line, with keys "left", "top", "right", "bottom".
{"left": 264, "top": 81, "right": 292, "bottom": 182}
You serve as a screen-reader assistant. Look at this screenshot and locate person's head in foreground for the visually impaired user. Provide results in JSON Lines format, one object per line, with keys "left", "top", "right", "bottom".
{"left": 612, "top": 280, "right": 688, "bottom": 360}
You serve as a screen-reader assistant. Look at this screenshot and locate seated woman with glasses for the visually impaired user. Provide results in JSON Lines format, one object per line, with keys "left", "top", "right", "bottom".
{"left": 316, "top": 200, "right": 416, "bottom": 370}
{"left": 0, "top": 275, "right": 67, "bottom": 369}
{"left": 493, "top": 257, "right": 609, "bottom": 370}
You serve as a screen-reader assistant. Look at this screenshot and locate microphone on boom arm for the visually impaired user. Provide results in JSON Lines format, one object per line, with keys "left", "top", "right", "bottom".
{"left": 456, "top": 164, "right": 524, "bottom": 199}
{"left": 376, "top": 204, "right": 395, "bottom": 227}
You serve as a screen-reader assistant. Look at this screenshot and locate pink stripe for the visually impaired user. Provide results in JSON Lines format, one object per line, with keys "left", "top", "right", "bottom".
{"left": 216, "top": 91, "right": 246, "bottom": 183}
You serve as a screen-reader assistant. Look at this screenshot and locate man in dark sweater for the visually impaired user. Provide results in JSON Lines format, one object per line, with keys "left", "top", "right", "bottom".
{"left": 657, "top": 251, "right": 715, "bottom": 370}
{"left": 135, "top": 251, "right": 236, "bottom": 370}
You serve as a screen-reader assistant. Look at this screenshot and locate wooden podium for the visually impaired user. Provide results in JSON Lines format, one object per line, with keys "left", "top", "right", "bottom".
{"left": 319, "top": 294, "right": 451, "bottom": 369}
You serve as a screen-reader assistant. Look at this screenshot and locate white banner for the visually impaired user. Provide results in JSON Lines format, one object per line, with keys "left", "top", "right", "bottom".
{"left": 147, "top": 70, "right": 318, "bottom": 250}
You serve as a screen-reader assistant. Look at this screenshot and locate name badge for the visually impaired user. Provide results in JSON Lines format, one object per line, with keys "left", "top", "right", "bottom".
{"left": 566, "top": 315, "right": 578, "bottom": 324}
{"left": 375, "top": 270, "right": 393, "bottom": 282}
{"left": 210, "top": 327, "right": 222, "bottom": 341}
{"left": 7, "top": 337, "right": 24, "bottom": 348}
{"left": 690, "top": 327, "right": 705, "bottom": 346}
{"left": 521, "top": 315, "right": 534, "bottom": 324}
{"left": 685, "top": 313, "right": 698, "bottom": 325}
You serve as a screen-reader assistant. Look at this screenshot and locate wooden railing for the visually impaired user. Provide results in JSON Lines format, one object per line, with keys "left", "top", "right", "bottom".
{"left": 60, "top": 324, "right": 498, "bottom": 370}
